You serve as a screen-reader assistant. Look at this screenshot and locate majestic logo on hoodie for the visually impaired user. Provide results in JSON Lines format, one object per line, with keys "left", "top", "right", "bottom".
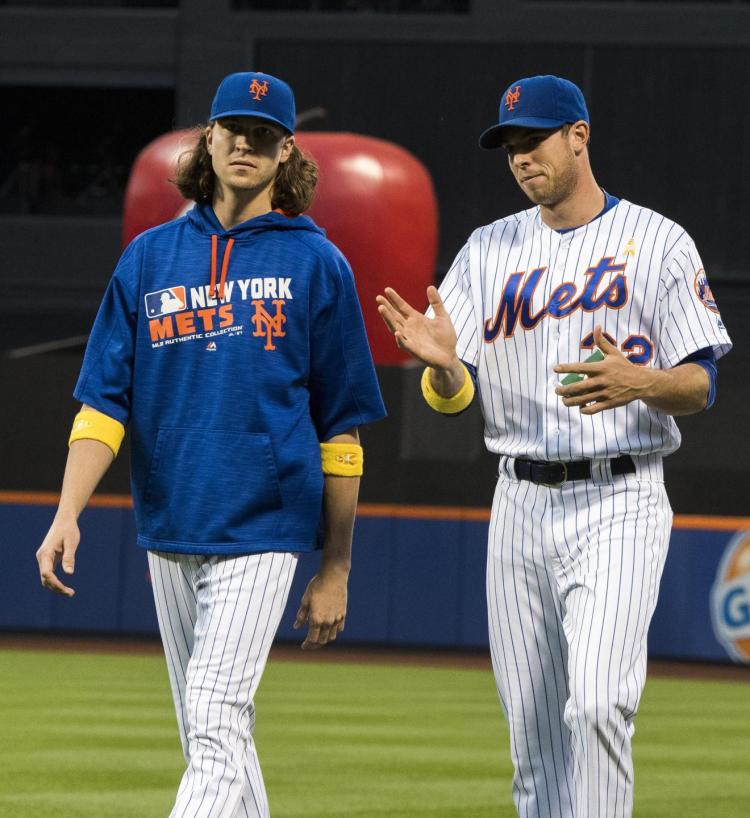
{"left": 147, "top": 277, "right": 293, "bottom": 349}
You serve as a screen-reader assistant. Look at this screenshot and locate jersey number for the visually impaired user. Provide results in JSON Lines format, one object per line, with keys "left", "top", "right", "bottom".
{"left": 581, "top": 332, "right": 654, "bottom": 365}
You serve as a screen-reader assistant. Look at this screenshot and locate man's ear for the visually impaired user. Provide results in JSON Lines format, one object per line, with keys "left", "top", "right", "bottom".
{"left": 570, "top": 120, "right": 590, "bottom": 154}
{"left": 279, "top": 134, "right": 295, "bottom": 164}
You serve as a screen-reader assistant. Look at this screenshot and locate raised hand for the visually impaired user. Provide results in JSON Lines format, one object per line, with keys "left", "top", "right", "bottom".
{"left": 376, "top": 286, "right": 458, "bottom": 369}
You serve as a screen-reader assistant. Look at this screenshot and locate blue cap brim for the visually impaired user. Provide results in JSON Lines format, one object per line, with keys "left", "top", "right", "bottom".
{"left": 209, "top": 109, "right": 294, "bottom": 134}
{"left": 478, "top": 116, "right": 567, "bottom": 150}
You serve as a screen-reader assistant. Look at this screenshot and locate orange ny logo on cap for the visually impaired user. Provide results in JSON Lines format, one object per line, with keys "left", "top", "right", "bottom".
{"left": 249, "top": 79, "right": 269, "bottom": 101}
{"left": 505, "top": 84, "right": 521, "bottom": 111}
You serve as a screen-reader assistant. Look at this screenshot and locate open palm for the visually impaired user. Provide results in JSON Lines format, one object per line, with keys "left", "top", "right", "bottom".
{"left": 376, "top": 286, "right": 458, "bottom": 369}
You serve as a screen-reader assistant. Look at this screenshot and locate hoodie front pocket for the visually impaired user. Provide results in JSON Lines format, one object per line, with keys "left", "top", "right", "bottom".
{"left": 143, "top": 427, "right": 283, "bottom": 544}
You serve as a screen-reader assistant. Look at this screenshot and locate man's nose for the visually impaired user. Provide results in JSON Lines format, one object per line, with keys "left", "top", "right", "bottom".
{"left": 235, "top": 133, "right": 255, "bottom": 152}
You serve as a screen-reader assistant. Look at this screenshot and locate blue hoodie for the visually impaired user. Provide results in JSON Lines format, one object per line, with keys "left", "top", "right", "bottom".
{"left": 75, "top": 204, "right": 386, "bottom": 555}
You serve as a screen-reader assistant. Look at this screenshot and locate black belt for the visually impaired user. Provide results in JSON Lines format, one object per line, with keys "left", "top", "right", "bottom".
{"left": 513, "top": 455, "right": 635, "bottom": 487}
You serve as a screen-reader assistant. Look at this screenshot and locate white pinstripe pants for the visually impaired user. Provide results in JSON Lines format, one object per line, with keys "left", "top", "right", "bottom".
{"left": 148, "top": 550, "right": 298, "bottom": 818}
{"left": 487, "top": 459, "right": 672, "bottom": 818}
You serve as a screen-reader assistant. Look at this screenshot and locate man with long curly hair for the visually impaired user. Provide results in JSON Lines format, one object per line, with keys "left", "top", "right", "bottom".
{"left": 36, "top": 71, "right": 386, "bottom": 818}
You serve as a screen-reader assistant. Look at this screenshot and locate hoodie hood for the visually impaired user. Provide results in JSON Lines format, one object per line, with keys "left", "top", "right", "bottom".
{"left": 186, "top": 202, "right": 325, "bottom": 240}
{"left": 186, "top": 203, "right": 325, "bottom": 300}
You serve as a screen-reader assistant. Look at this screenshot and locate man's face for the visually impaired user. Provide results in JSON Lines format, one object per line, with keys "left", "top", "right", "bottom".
{"left": 206, "top": 116, "right": 294, "bottom": 196}
{"left": 500, "top": 125, "right": 579, "bottom": 207}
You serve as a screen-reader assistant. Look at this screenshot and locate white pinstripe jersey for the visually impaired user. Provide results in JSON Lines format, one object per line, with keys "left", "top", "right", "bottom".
{"left": 438, "top": 199, "right": 732, "bottom": 461}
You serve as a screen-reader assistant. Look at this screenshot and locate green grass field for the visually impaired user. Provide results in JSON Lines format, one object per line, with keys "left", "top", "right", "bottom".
{"left": 0, "top": 649, "right": 748, "bottom": 817}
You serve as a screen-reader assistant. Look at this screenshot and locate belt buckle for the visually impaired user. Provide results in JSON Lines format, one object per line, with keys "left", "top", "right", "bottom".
{"left": 541, "top": 461, "right": 568, "bottom": 488}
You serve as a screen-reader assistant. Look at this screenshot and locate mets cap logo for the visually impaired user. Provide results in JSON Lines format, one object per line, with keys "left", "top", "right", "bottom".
{"left": 249, "top": 79, "right": 269, "bottom": 101}
{"left": 694, "top": 268, "right": 719, "bottom": 314}
{"left": 711, "top": 531, "right": 750, "bottom": 663}
{"left": 505, "top": 85, "right": 521, "bottom": 111}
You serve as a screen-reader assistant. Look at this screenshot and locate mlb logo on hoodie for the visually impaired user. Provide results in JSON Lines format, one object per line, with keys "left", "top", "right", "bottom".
{"left": 145, "top": 286, "right": 187, "bottom": 318}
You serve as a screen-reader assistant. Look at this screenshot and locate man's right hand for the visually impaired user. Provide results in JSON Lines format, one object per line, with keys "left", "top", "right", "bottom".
{"left": 36, "top": 516, "right": 80, "bottom": 597}
{"left": 376, "top": 286, "right": 459, "bottom": 369}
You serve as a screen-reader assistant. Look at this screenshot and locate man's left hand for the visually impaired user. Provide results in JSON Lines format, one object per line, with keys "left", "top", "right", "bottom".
{"left": 554, "top": 326, "right": 653, "bottom": 415}
{"left": 293, "top": 568, "right": 348, "bottom": 650}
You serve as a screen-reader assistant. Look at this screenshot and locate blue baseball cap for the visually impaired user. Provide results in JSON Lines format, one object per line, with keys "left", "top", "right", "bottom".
{"left": 479, "top": 75, "right": 589, "bottom": 150}
{"left": 209, "top": 71, "right": 296, "bottom": 134}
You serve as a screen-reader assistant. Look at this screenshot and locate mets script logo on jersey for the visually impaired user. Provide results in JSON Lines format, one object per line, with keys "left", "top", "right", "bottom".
{"left": 249, "top": 79, "right": 269, "bottom": 101}
{"left": 145, "top": 287, "right": 187, "bottom": 318}
{"left": 505, "top": 85, "right": 521, "bottom": 111}
{"left": 711, "top": 531, "right": 750, "bottom": 664}
{"left": 252, "top": 299, "right": 286, "bottom": 350}
{"left": 484, "top": 256, "right": 628, "bottom": 342}
{"left": 694, "top": 268, "right": 719, "bottom": 314}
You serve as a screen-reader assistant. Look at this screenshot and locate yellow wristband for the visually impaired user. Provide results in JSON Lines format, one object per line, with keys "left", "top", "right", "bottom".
{"left": 320, "top": 443, "right": 363, "bottom": 476}
{"left": 69, "top": 409, "right": 125, "bottom": 457}
{"left": 421, "top": 364, "right": 475, "bottom": 414}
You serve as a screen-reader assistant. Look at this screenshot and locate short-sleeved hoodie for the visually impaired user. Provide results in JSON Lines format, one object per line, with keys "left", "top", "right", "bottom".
{"left": 75, "top": 203, "right": 386, "bottom": 555}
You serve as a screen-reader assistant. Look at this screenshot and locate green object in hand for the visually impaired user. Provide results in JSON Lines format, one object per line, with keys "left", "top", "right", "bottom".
{"left": 561, "top": 347, "right": 605, "bottom": 385}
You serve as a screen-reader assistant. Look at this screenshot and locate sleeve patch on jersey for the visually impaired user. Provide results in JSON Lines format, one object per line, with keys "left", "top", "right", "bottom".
{"left": 693, "top": 268, "right": 720, "bottom": 314}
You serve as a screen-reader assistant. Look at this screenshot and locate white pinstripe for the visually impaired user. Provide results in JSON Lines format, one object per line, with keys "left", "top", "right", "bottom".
{"left": 488, "top": 461, "right": 671, "bottom": 818}
{"left": 148, "top": 550, "right": 297, "bottom": 818}
{"left": 437, "top": 201, "right": 731, "bottom": 464}
{"left": 434, "top": 200, "right": 730, "bottom": 817}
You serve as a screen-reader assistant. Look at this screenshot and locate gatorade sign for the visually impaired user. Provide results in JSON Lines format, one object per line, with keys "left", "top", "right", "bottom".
{"left": 711, "top": 531, "right": 750, "bottom": 663}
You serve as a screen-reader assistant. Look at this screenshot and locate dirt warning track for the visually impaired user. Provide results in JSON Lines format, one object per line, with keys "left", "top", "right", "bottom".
{"left": 1, "top": 631, "right": 749, "bottom": 682}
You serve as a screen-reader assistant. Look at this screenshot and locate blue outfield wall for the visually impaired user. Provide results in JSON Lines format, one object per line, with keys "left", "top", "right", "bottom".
{"left": 3, "top": 500, "right": 749, "bottom": 665}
